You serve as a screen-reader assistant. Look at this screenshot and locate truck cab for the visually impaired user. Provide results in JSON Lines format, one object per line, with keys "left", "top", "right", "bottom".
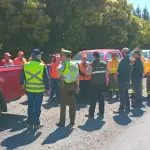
{"left": 0, "top": 66, "right": 25, "bottom": 113}
{"left": 73, "top": 49, "right": 122, "bottom": 63}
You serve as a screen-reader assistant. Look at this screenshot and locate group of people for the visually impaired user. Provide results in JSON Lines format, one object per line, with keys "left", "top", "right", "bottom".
{"left": 0, "top": 51, "right": 27, "bottom": 66}
{"left": 0, "top": 51, "right": 45, "bottom": 66}
{"left": 14, "top": 47, "right": 149, "bottom": 129}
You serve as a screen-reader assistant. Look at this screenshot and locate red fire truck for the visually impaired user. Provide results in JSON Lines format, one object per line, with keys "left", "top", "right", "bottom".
{"left": 0, "top": 66, "right": 25, "bottom": 113}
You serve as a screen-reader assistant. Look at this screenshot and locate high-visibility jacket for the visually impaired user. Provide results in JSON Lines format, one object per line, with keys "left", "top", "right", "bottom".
{"left": 61, "top": 60, "right": 79, "bottom": 83}
{"left": 141, "top": 56, "right": 146, "bottom": 63}
{"left": 107, "top": 59, "right": 119, "bottom": 74}
{"left": 78, "top": 62, "right": 91, "bottom": 80}
{"left": 145, "top": 60, "right": 150, "bottom": 75}
{"left": 0, "top": 59, "right": 14, "bottom": 66}
{"left": 14, "top": 57, "right": 27, "bottom": 65}
{"left": 24, "top": 61, "right": 45, "bottom": 93}
{"left": 50, "top": 62, "right": 60, "bottom": 79}
{"left": 28, "top": 57, "right": 45, "bottom": 64}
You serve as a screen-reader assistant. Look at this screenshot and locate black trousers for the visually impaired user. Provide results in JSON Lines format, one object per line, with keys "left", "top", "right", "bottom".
{"left": 89, "top": 84, "right": 105, "bottom": 116}
{"left": 79, "top": 80, "right": 90, "bottom": 100}
{"left": 118, "top": 80, "right": 130, "bottom": 110}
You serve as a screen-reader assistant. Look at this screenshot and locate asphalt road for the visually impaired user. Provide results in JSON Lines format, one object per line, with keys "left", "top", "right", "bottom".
{"left": 102, "top": 109, "right": 150, "bottom": 150}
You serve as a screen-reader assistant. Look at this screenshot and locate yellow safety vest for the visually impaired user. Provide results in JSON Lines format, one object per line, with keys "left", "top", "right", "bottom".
{"left": 24, "top": 61, "right": 45, "bottom": 93}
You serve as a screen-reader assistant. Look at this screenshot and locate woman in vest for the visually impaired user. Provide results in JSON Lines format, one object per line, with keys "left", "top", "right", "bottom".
{"left": 49, "top": 54, "right": 61, "bottom": 101}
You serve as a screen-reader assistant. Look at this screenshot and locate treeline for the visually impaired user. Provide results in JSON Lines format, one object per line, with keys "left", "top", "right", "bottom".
{"left": 134, "top": 5, "right": 150, "bottom": 20}
{"left": 0, "top": 0, "right": 150, "bottom": 56}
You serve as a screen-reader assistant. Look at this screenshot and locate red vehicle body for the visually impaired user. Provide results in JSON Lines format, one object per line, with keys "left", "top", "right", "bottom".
{"left": 73, "top": 49, "right": 123, "bottom": 63}
{"left": 0, "top": 66, "right": 25, "bottom": 112}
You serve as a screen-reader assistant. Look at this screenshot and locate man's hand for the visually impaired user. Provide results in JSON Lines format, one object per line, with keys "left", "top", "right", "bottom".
{"left": 114, "top": 72, "right": 119, "bottom": 80}
{"left": 106, "top": 79, "right": 109, "bottom": 87}
{"left": 76, "top": 85, "right": 80, "bottom": 93}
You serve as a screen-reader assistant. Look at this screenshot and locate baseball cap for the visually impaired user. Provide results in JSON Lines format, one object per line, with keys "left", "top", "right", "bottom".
{"left": 32, "top": 49, "right": 43, "bottom": 57}
{"left": 4, "top": 53, "right": 11, "bottom": 57}
{"left": 133, "top": 50, "right": 141, "bottom": 56}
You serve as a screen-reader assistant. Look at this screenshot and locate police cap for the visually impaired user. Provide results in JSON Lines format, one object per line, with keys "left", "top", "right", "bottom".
{"left": 61, "top": 49, "right": 72, "bottom": 57}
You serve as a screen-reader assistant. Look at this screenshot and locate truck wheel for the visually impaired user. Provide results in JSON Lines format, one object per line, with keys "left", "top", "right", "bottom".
{"left": 0, "top": 93, "right": 7, "bottom": 112}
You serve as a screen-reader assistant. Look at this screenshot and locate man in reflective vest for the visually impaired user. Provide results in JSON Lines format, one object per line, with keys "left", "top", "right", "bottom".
{"left": 0, "top": 53, "right": 14, "bottom": 66}
{"left": 107, "top": 53, "right": 119, "bottom": 100}
{"left": 85, "top": 52, "right": 109, "bottom": 120}
{"left": 20, "top": 49, "right": 49, "bottom": 129}
{"left": 78, "top": 54, "right": 91, "bottom": 101}
{"left": 14, "top": 51, "right": 27, "bottom": 65}
{"left": 56, "top": 49, "right": 79, "bottom": 127}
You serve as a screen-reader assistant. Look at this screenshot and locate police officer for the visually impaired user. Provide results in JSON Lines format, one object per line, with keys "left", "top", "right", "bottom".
{"left": 56, "top": 49, "right": 79, "bottom": 127}
{"left": 85, "top": 52, "right": 109, "bottom": 119}
{"left": 114, "top": 48, "right": 132, "bottom": 113}
{"left": 131, "top": 50, "right": 144, "bottom": 107}
{"left": 20, "top": 49, "right": 49, "bottom": 129}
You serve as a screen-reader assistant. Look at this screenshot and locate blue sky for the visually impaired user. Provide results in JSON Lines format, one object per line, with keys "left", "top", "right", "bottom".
{"left": 129, "top": 0, "right": 150, "bottom": 10}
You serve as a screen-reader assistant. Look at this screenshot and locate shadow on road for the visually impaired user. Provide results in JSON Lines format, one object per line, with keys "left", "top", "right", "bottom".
{"left": 20, "top": 100, "right": 28, "bottom": 105}
{"left": 42, "top": 102, "right": 59, "bottom": 109}
{"left": 0, "top": 113, "right": 27, "bottom": 132}
{"left": 147, "top": 100, "right": 150, "bottom": 107}
{"left": 1, "top": 128, "right": 41, "bottom": 150}
{"left": 113, "top": 113, "right": 132, "bottom": 126}
{"left": 42, "top": 126, "right": 73, "bottom": 145}
{"left": 42, "top": 99, "right": 88, "bottom": 110}
{"left": 130, "top": 108, "right": 145, "bottom": 117}
{"left": 78, "top": 118, "right": 105, "bottom": 132}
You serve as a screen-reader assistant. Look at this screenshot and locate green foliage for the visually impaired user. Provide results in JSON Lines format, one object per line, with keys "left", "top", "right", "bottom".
{"left": 0, "top": 0, "right": 50, "bottom": 53}
{"left": 0, "top": 0, "right": 150, "bottom": 56}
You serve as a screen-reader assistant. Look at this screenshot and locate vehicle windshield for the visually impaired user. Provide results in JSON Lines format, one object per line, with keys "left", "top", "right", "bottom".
{"left": 141, "top": 51, "right": 148, "bottom": 58}
{"left": 74, "top": 52, "right": 104, "bottom": 62}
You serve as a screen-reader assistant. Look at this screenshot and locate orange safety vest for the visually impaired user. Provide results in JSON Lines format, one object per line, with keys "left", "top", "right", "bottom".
{"left": 14, "top": 57, "right": 27, "bottom": 65}
{"left": 50, "top": 62, "right": 60, "bottom": 79}
{"left": 107, "top": 59, "right": 119, "bottom": 74}
{"left": 79, "top": 62, "right": 91, "bottom": 80}
{"left": 140, "top": 56, "right": 146, "bottom": 63}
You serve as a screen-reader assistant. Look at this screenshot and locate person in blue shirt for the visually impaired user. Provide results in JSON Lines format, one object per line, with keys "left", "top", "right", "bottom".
{"left": 114, "top": 47, "right": 132, "bottom": 113}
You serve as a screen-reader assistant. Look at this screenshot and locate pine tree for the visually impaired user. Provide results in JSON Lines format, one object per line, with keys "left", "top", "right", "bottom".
{"left": 142, "top": 6, "right": 149, "bottom": 20}
{"left": 135, "top": 5, "right": 141, "bottom": 18}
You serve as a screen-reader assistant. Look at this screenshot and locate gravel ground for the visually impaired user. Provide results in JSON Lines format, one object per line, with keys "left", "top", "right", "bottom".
{"left": 0, "top": 79, "right": 150, "bottom": 150}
